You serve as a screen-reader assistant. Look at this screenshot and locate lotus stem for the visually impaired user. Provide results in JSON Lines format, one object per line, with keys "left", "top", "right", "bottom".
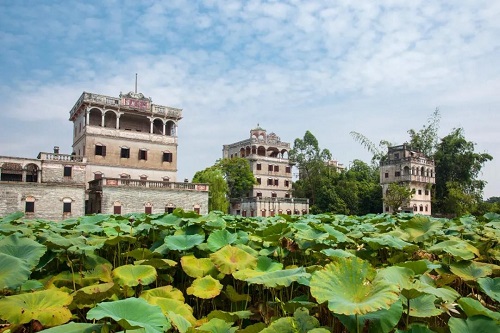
{"left": 406, "top": 298, "right": 410, "bottom": 329}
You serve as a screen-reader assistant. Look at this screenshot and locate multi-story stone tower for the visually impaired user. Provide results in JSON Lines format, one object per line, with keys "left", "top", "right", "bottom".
{"left": 222, "top": 126, "right": 309, "bottom": 217}
{"left": 380, "top": 144, "right": 435, "bottom": 215}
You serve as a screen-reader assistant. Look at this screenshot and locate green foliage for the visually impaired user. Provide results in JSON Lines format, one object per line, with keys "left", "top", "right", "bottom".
{"left": 384, "top": 183, "right": 415, "bottom": 213}
{"left": 192, "top": 167, "right": 229, "bottom": 213}
{"left": 0, "top": 211, "right": 498, "bottom": 332}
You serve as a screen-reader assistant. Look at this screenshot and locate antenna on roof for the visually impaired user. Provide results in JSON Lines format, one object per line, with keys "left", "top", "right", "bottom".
{"left": 135, "top": 73, "right": 138, "bottom": 93}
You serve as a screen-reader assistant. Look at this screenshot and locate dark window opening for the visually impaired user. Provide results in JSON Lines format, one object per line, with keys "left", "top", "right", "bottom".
{"left": 285, "top": 166, "right": 291, "bottom": 173}
{"left": 95, "top": 145, "right": 106, "bottom": 156}
{"left": 63, "top": 166, "right": 72, "bottom": 177}
{"left": 94, "top": 173, "right": 102, "bottom": 180}
{"left": 165, "top": 206, "right": 175, "bottom": 213}
{"left": 145, "top": 206, "right": 152, "bottom": 214}
{"left": 139, "top": 149, "right": 147, "bottom": 160}
{"left": 268, "top": 165, "right": 273, "bottom": 172}
{"left": 114, "top": 205, "right": 121, "bottom": 214}
{"left": 256, "top": 163, "right": 261, "bottom": 170}
{"left": 285, "top": 180, "right": 289, "bottom": 187}
{"left": 163, "top": 152, "right": 173, "bottom": 162}
{"left": 274, "top": 179, "right": 278, "bottom": 186}
{"left": 395, "top": 171, "right": 401, "bottom": 177}
{"left": 121, "top": 148, "right": 130, "bottom": 158}
{"left": 271, "top": 192, "right": 277, "bottom": 198}
{"left": 25, "top": 201, "right": 35, "bottom": 213}
{"left": 257, "top": 178, "right": 261, "bottom": 184}
{"left": 274, "top": 165, "right": 279, "bottom": 172}
{"left": 385, "top": 172, "right": 389, "bottom": 178}
{"left": 63, "top": 202, "right": 72, "bottom": 213}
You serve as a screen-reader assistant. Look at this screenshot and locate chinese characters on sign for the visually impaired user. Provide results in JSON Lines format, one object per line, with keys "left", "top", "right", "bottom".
{"left": 123, "top": 98, "right": 149, "bottom": 110}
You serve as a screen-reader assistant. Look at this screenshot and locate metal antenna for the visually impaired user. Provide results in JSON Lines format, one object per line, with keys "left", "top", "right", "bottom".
{"left": 135, "top": 73, "right": 138, "bottom": 93}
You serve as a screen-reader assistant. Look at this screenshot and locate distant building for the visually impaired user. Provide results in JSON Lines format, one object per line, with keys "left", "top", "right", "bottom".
{"left": 222, "top": 126, "right": 309, "bottom": 216}
{"left": 0, "top": 91, "right": 209, "bottom": 220}
{"left": 380, "top": 144, "right": 435, "bottom": 215}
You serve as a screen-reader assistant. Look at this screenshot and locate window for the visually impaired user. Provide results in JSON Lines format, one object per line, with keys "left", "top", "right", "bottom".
{"left": 419, "top": 205, "right": 424, "bottom": 212}
{"left": 267, "top": 178, "right": 273, "bottom": 185}
{"left": 256, "top": 192, "right": 262, "bottom": 197}
{"left": 242, "top": 210, "right": 247, "bottom": 217}
{"left": 165, "top": 205, "right": 175, "bottom": 213}
{"left": 418, "top": 189, "right": 422, "bottom": 195}
{"left": 261, "top": 209, "right": 266, "bottom": 217}
{"left": 271, "top": 192, "right": 277, "bottom": 198}
{"left": 425, "top": 205, "right": 428, "bottom": 212}
{"left": 285, "top": 180, "right": 290, "bottom": 187}
{"left": 395, "top": 171, "right": 401, "bottom": 177}
{"left": 145, "top": 203, "right": 152, "bottom": 214}
{"left": 25, "top": 197, "right": 35, "bottom": 213}
{"left": 274, "top": 165, "right": 279, "bottom": 172}
{"left": 121, "top": 147, "right": 130, "bottom": 158}
{"left": 285, "top": 166, "right": 291, "bottom": 173}
{"left": 274, "top": 179, "right": 278, "bottom": 186}
{"left": 114, "top": 205, "right": 121, "bottom": 214}
{"left": 256, "top": 177, "right": 261, "bottom": 184}
{"left": 285, "top": 193, "right": 290, "bottom": 198}
{"left": 394, "top": 153, "right": 400, "bottom": 159}
{"left": 385, "top": 172, "right": 389, "bottom": 178}
{"left": 63, "top": 202, "right": 72, "bottom": 213}
{"left": 256, "top": 163, "right": 261, "bottom": 171}
{"left": 139, "top": 149, "right": 148, "bottom": 160}
{"left": 268, "top": 165, "right": 273, "bottom": 172}
{"left": 163, "top": 152, "right": 173, "bottom": 162}
{"left": 194, "top": 206, "right": 200, "bottom": 214}
{"left": 95, "top": 144, "right": 106, "bottom": 156}
{"left": 94, "top": 172, "right": 102, "bottom": 180}
{"left": 63, "top": 166, "right": 72, "bottom": 177}
{"left": 425, "top": 190, "right": 429, "bottom": 195}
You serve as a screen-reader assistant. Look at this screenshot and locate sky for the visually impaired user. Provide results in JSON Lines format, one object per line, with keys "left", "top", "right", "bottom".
{"left": 0, "top": 1, "right": 499, "bottom": 199}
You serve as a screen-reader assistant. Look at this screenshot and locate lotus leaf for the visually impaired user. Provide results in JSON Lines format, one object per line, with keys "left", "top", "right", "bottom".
{"left": 210, "top": 245, "right": 257, "bottom": 274}
{"left": 0, "top": 234, "right": 47, "bottom": 269}
{"left": 163, "top": 234, "right": 205, "bottom": 251}
{"left": 310, "top": 257, "right": 399, "bottom": 315}
{"left": 428, "top": 239, "right": 479, "bottom": 260}
{"left": 198, "top": 318, "right": 238, "bottom": 333}
{"left": 207, "top": 310, "right": 252, "bottom": 321}
{"left": 113, "top": 264, "right": 157, "bottom": 287}
{"left": 395, "top": 323, "right": 437, "bottom": 332}
{"left": 260, "top": 308, "right": 321, "bottom": 333}
{"left": 87, "top": 297, "right": 170, "bottom": 333}
{"left": 21, "top": 279, "right": 44, "bottom": 292}
{"left": 0, "top": 289, "right": 72, "bottom": 327}
{"left": 0, "top": 253, "right": 31, "bottom": 290}
{"left": 449, "top": 261, "right": 493, "bottom": 281}
{"left": 363, "top": 234, "right": 417, "bottom": 250}
{"left": 37, "top": 322, "right": 103, "bottom": 333}
{"left": 405, "top": 294, "right": 443, "bottom": 318}
{"left": 225, "top": 285, "right": 251, "bottom": 302}
{"left": 399, "top": 216, "right": 442, "bottom": 242}
{"left": 477, "top": 277, "right": 500, "bottom": 302}
{"left": 143, "top": 297, "right": 196, "bottom": 324}
{"left": 395, "top": 260, "right": 440, "bottom": 275}
{"left": 448, "top": 316, "right": 499, "bottom": 333}
{"left": 246, "top": 267, "right": 311, "bottom": 288}
{"left": 186, "top": 275, "right": 223, "bottom": 299}
{"left": 125, "top": 248, "right": 160, "bottom": 260}
{"left": 181, "top": 254, "right": 218, "bottom": 278}
{"left": 321, "top": 248, "right": 355, "bottom": 258}
{"left": 0, "top": 211, "right": 24, "bottom": 223}
{"left": 374, "top": 266, "right": 415, "bottom": 291}
{"left": 457, "top": 297, "right": 500, "bottom": 321}
{"left": 237, "top": 323, "right": 267, "bottom": 333}
{"left": 71, "top": 282, "right": 118, "bottom": 308}
{"left": 207, "top": 229, "right": 238, "bottom": 252}
{"left": 135, "top": 258, "right": 177, "bottom": 268}
{"left": 167, "top": 311, "right": 192, "bottom": 333}
{"left": 336, "top": 299, "right": 403, "bottom": 333}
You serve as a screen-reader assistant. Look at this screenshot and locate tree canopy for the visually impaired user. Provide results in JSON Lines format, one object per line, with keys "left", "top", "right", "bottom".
{"left": 192, "top": 168, "right": 229, "bottom": 213}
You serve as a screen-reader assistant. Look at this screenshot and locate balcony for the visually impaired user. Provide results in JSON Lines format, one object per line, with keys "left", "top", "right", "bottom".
{"left": 88, "top": 178, "right": 209, "bottom": 192}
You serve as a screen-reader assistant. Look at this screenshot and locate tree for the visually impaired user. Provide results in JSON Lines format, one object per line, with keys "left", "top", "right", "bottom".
{"left": 216, "top": 157, "right": 256, "bottom": 199}
{"left": 407, "top": 108, "right": 440, "bottom": 157}
{"left": 384, "top": 183, "right": 414, "bottom": 213}
{"left": 434, "top": 128, "right": 493, "bottom": 215}
{"left": 192, "top": 168, "right": 229, "bottom": 213}
{"left": 289, "top": 131, "right": 332, "bottom": 208}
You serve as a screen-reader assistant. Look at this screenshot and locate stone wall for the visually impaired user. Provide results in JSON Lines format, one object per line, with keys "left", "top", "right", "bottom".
{"left": 0, "top": 182, "right": 85, "bottom": 220}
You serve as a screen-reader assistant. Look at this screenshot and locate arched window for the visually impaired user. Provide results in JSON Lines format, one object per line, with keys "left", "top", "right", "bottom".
{"left": 165, "top": 203, "right": 175, "bottom": 213}
{"left": 25, "top": 196, "right": 35, "bottom": 214}
{"left": 113, "top": 201, "right": 122, "bottom": 215}
{"left": 62, "top": 197, "right": 73, "bottom": 215}
{"left": 144, "top": 202, "right": 153, "bottom": 214}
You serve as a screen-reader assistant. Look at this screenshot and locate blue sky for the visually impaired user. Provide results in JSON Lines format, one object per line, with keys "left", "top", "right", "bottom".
{"left": 1, "top": 1, "right": 499, "bottom": 199}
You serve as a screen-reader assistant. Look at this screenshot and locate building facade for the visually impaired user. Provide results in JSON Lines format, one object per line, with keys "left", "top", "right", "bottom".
{"left": 0, "top": 91, "right": 209, "bottom": 220}
{"left": 223, "top": 126, "right": 309, "bottom": 216}
{"left": 380, "top": 144, "right": 435, "bottom": 215}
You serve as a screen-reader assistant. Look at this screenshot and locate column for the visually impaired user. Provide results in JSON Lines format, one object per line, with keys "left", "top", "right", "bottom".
{"left": 116, "top": 114, "right": 121, "bottom": 129}
{"left": 162, "top": 121, "right": 166, "bottom": 135}
{"left": 85, "top": 108, "right": 90, "bottom": 126}
{"left": 101, "top": 112, "right": 105, "bottom": 127}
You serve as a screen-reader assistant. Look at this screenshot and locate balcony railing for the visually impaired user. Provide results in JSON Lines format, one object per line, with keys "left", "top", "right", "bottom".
{"left": 37, "top": 152, "right": 85, "bottom": 162}
{"left": 231, "top": 197, "right": 309, "bottom": 204}
{"left": 88, "top": 177, "right": 209, "bottom": 192}
{"left": 380, "top": 156, "right": 435, "bottom": 166}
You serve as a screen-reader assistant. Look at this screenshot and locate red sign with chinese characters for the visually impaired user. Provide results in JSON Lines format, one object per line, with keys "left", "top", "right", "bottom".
{"left": 123, "top": 98, "right": 149, "bottom": 110}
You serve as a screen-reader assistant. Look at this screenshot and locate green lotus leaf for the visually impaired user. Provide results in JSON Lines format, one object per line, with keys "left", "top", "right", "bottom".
{"left": 125, "top": 248, "right": 160, "bottom": 260}
{"left": 146, "top": 298, "right": 196, "bottom": 325}
{"left": 321, "top": 248, "right": 355, "bottom": 258}
{"left": 336, "top": 299, "right": 403, "bottom": 333}
{"left": 246, "top": 267, "right": 311, "bottom": 288}
{"left": 363, "top": 234, "right": 417, "bottom": 250}
{"left": 428, "top": 239, "right": 479, "bottom": 260}
{"left": 405, "top": 294, "right": 443, "bottom": 318}
{"left": 181, "top": 254, "right": 218, "bottom": 278}
{"left": 374, "top": 266, "right": 415, "bottom": 291}
{"left": 224, "top": 285, "right": 251, "bottom": 302}
{"left": 210, "top": 245, "right": 257, "bottom": 274}
{"left": 167, "top": 311, "right": 192, "bottom": 333}
{"left": 449, "top": 261, "right": 492, "bottom": 281}
{"left": 395, "top": 260, "right": 440, "bottom": 275}
{"left": 198, "top": 318, "right": 238, "bottom": 333}
{"left": 207, "top": 229, "right": 238, "bottom": 252}
{"left": 0, "top": 289, "right": 72, "bottom": 327}
{"left": 419, "top": 285, "right": 460, "bottom": 303}
{"left": 310, "top": 257, "right": 399, "bottom": 315}
{"left": 186, "top": 275, "right": 223, "bottom": 299}
{"left": 104, "top": 234, "right": 137, "bottom": 245}
{"left": 141, "top": 285, "right": 185, "bottom": 302}
{"left": 477, "top": 277, "right": 500, "bottom": 302}
{"left": 37, "top": 322, "right": 103, "bottom": 333}
{"left": 163, "top": 234, "right": 205, "bottom": 251}
{"left": 260, "top": 308, "right": 321, "bottom": 333}
{"left": 135, "top": 258, "right": 177, "bottom": 268}
{"left": 448, "top": 316, "right": 499, "bottom": 333}
{"left": 0, "top": 234, "right": 47, "bottom": 269}
{"left": 395, "top": 323, "right": 437, "bottom": 332}
{"left": 232, "top": 256, "right": 283, "bottom": 281}
{"left": 207, "top": 310, "right": 252, "bottom": 322}
{"left": 399, "top": 216, "right": 442, "bottom": 243}
{"left": 71, "top": 282, "right": 119, "bottom": 308}
{"left": 112, "top": 264, "right": 157, "bottom": 287}
{"left": 457, "top": 297, "right": 500, "bottom": 321}
{"left": 0, "top": 253, "right": 31, "bottom": 290}
{"left": 87, "top": 297, "right": 170, "bottom": 333}
{"left": 0, "top": 211, "right": 24, "bottom": 223}
{"left": 21, "top": 279, "right": 44, "bottom": 292}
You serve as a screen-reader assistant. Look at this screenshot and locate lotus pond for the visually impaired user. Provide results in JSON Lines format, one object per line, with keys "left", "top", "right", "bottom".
{"left": 0, "top": 210, "right": 499, "bottom": 333}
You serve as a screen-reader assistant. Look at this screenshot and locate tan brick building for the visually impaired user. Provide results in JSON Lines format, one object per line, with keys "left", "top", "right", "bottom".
{"left": 223, "top": 126, "right": 309, "bottom": 216}
{"left": 380, "top": 144, "right": 435, "bottom": 215}
{"left": 0, "top": 91, "right": 209, "bottom": 220}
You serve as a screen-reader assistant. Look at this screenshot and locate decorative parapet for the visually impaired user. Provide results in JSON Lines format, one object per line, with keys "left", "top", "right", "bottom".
{"left": 230, "top": 197, "right": 309, "bottom": 204}
{"left": 37, "top": 152, "right": 85, "bottom": 163}
{"left": 69, "top": 92, "right": 182, "bottom": 120}
{"left": 88, "top": 178, "right": 209, "bottom": 192}
{"left": 380, "top": 156, "right": 435, "bottom": 166}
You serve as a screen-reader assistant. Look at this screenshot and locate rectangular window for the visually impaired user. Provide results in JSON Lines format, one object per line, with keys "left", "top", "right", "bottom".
{"left": 274, "top": 165, "right": 279, "bottom": 172}
{"left": 256, "top": 192, "right": 262, "bottom": 197}
{"left": 272, "top": 192, "right": 277, "bottom": 198}
{"left": 95, "top": 145, "right": 106, "bottom": 156}
{"left": 139, "top": 149, "right": 147, "bottom": 160}
{"left": 121, "top": 147, "right": 130, "bottom": 158}
{"left": 257, "top": 177, "right": 261, "bottom": 184}
{"left": 165, "top": 207, "right": 174, "bottom": 213}
{"left": 163, "top": 152, "right": 173, "bottom": 162}
{"left": 285, "top": 180, "right": 290, "bottom": 187}
{"left": 256, "top": 163, "right": 261, "bottom": 171}
{"left": 242, "top": 210, "right": 247, "bottom": 217}
{"left": 63, "top": 202, "right": 71, "bottom": 213}
{"left": 268, "top": 165, "right": 273, "bottom": 172}
{"left": 418, "top": 189, "right": 422, "bottom": 195}
{"left": 425, "top": 190, "right": 429, "bottom": 195}
{"left": 25, "top": 201, "right": 34, "bottom": 213}
{"left": 385, "top": 172, "right": 389, "bottom": 178}
{"left": 395, "top": 171, "right": 401, "bottom": 177}
{"left": 114, "top": 205, "right": 121, "bottom": 214}
{"left": 267, "top": 178, "right": 273, "bottom": 185}
{"left": 194, "top": 207, "right": 200, "bottom": 214}
{"left": 274, "top": 179, "right": 278, "bottom": 186}
{"left": 145, "top": 206, "right": 152, "bottom": 214}
{"left": 94, "top": 173, "right": 102, "bottom": 180}
{"left": 285, "top": 166, "right": 291, "bottom": 173}
{"left": 63, "top": 166, "right": 72, "bottom": 177}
